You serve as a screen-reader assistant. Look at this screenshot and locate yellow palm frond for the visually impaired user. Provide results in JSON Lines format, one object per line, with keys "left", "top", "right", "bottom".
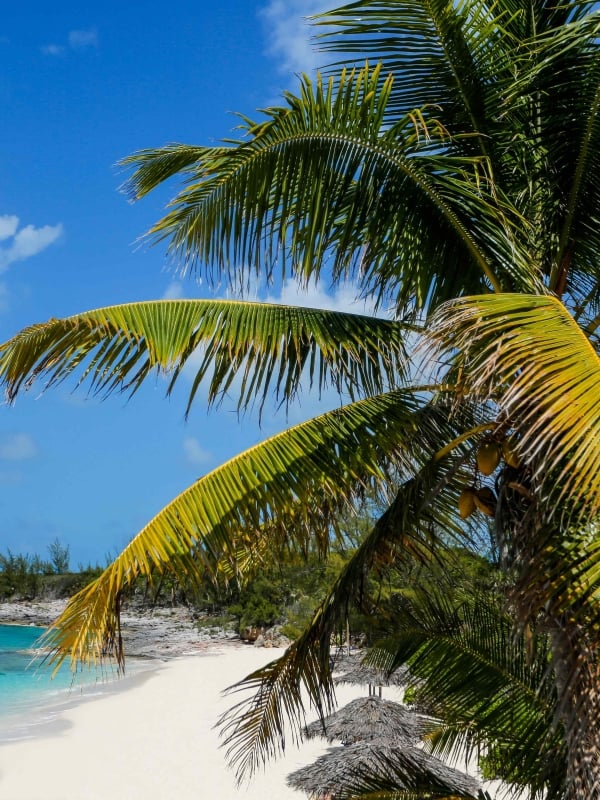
{"left": 39, "top": 390, "right": 453, "bottom": 673}
{"left": 219, "top": 442, "right": 473, "bottom": 780}
{"left": 431, "top": 293, "right": 600, "bottom": 519}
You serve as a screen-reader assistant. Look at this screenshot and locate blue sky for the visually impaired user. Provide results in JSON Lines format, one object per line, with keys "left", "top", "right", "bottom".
{"left": 0, "top": 1, "right": 376, "bottom": 567}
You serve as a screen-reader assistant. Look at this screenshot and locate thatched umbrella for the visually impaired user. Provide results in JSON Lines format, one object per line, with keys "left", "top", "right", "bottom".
{"left": 333, "top": 651, "right": 407, "bottom": 697}
{"left": 287, "top": 738, "right": 480, "bottom": 799}
{"left": 303, "top": 695, "right": 427, "bottom": 745}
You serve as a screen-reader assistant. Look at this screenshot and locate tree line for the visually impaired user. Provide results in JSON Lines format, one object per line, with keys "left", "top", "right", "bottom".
{"left": 0, "top": 538, "right": 103, "bottom": 600}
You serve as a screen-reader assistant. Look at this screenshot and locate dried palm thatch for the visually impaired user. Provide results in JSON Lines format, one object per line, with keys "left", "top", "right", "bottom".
{"left": 333, "top": 651, "right": 407, "bottom": 692}
{"left": 286, "top": 738, "right": 480, "bottom": 799}
{"left": 303, "top": 695, "right": 427, "bottom": 745}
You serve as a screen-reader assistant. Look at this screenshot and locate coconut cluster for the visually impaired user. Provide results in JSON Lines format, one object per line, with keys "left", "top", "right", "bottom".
{"left": 458, "top": 435, "right": 521, "bottom": 520}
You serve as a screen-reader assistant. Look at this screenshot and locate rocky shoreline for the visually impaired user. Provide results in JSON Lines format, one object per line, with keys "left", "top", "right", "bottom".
{"left": 0, "top": 600, "right": 240, "bottom": 659}
{"left": 0, "top": 600, "right": 292, "bottom": 659}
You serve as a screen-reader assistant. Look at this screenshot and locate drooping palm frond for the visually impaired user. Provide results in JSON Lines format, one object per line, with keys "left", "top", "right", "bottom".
{"left": 218, "top": 432, "right": 479, "bottom": 781}
{"left": 38, "top": 390, "right": 461, "bottom": 673}
{"left": 121, "top": 65, "right": 538, "bottom": 313}
{"left": 313, "top": 1, "right": 600, "bottom": 310}
{"left": 367, "top": 588, "right": 566, "bottom": 799}
{"left": 0, "top": 299, "right": 410, "bottom": 415}
{"left": 118, "top": 144, "right": 216, "bottom": 199}
{"left": 430, "top": 293, "right": 600, "bottom": 521}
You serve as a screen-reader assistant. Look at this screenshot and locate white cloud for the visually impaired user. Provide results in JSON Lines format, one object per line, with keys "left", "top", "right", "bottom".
{"left": 163, "top": 281, "right": 185, "bottom": 300}
{"left": 0, "top": 215, "right": 19, "bottom": 241}
{"left": 182, "top": 436, "right": 212, "bottom": 466}
{"left": 68, "top": 29, "right": 98, "bottom": 49}
{"left": 0, "top": 217, "right": 63, "bottom": 273}
{"left": 266, "top": 276, "right": 389, "bottom": 317}
{"left": 260, "top": 0, "right": 332, "bottom": 75}
{"left": 41, "top": 44, "right": 65, "bottom": 57}
{"left": 42, "top": 28, "right": 98, "bottom": 56}
{"left": 0, "top": 433, "right": 37, "bottom": 461}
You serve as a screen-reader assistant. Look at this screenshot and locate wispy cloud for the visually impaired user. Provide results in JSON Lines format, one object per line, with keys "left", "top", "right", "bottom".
{"left": 42, "top": 28, "right": 98, "bottom": 57}
{"left": 0, "top": 433, "right": 37, "bottom": 461}
{"left": 260, "top": 0, "right": 332, "bottom": 76}
{"left": 41, "top": 44, "right": 65, "bottom": 57}
{"left": 0, "top": 215, "right": 63, "bottom": 273}
{"left": 163, "top": 281, "right": 185, "bottom": 300}
{"left": 68, "top": 29, "right": 98, "bottom": 49}
{"left": 0, "top": 215, "right": 18, "bottom": 241}
{"left": 182, "top": 436, "right": 212, "bottom": 466}
{"left": 266, "top": 276, "right": 388, "bottom": 318}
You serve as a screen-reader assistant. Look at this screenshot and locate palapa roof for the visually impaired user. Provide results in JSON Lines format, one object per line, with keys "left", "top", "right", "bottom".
{"left": 332, "top": 651, "right": 407, "bottom": 688}
{"left": 287, "top": 738, "right": 480, "bottom": 799}
{"left": 303, "top": 695, "right": 427, "bottom": 745}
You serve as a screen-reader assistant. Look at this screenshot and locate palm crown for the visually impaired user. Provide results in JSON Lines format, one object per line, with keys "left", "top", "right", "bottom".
{"left": 2, "top": 1, "right": 600, "bottom": 797}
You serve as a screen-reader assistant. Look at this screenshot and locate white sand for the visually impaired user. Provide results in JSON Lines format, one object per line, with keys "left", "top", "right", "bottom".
{"left": 0, "top": 645, "right": 373, "bottom": 800}
{"left": 0, "top": 644, "right": 501, "bottom": 800}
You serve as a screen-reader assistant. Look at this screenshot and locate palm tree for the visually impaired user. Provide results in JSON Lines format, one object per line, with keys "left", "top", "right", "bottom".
{"left": 2, "top": 0, "right": 600, "bottom": 795}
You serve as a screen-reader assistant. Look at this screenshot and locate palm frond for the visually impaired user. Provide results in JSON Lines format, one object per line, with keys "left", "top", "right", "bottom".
{"left": 38, "top": 390, "right": 459, "bottom": 673}
{"left": 121, "top": 65, "right": 538, "bottom": 312}
{"left": 119, "top": 144, "right": 218, "bottom": 198}
{"left": 312, "top": 0, "right": 512, "bottom": 146}
{"left": 430, "top": 293, "right": 600, "bottom": 522}
{"left": 501, "top": 6, "right": 600, "bottom": 298}
{"left": 0, "top": 299, "right": 410, "bottom": 415}
{"left": 219, "top": 433, "right": 478, "bottom": 780}
{"left": 368, "top": 588, "right": 566, "bottom": 798}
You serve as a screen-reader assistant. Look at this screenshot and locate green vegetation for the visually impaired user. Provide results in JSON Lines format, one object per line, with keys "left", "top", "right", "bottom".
{"left": 3, "top": 0, "right": 600, "bottom": 797}
{"left": 0, "top": 541, "right": 101, "bottom": 600}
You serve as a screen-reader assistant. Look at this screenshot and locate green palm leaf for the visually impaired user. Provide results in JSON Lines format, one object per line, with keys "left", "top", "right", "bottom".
{"left": 313, "top": 0, "right": 512, "bottom": 145}
{"left": 38, "top": 390, "right": 457, "bottom": 672}
{"left": 121, "top": 64, "right": 538, "bottom": 312}
{"left": 368, "top": 589, "right": 565, "bottom": 798}
{"left": 0, "top": 299, "right": 409, "bottom": 415}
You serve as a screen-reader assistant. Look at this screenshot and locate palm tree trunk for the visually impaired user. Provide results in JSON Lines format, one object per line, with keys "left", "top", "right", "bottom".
{"left": 547, "top": 617, "right": 600, "bottom": 799}
{"left": 497, "top": 476, "right": 600, "bottom": 797}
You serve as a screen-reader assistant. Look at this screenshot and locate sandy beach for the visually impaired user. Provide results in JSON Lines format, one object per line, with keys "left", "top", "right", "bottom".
{"left": 0, "top": 603, "right": 500, "bottom": 800}
{"left": 0, "top": 643, "right": 375, "bottom": 800}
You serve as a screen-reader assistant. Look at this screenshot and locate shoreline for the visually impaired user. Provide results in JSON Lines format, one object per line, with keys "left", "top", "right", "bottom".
{"left": 0, "top": 599, "right": 242, "bottom": 660}
{"left": 0, "top": 599, "right": 283, "bottom": 752}
{"left": 0, "top": 598, "right": 245, "bottom": 748}
{"left": 0, "top": 603, "right": 376, "bottom": 799}
{"left": 0, "top": 655, "right": 163, "bottom": 745}
{"left": 0, "top": 645, "right": 352, "bottom": 800}
{"left": 0, "top": 602, "right": 502, "bottom": 800}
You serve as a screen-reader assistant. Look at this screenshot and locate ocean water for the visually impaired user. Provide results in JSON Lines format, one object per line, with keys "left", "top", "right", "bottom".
{"left": 0, "top": 623, "right": 140, "bottom": 741}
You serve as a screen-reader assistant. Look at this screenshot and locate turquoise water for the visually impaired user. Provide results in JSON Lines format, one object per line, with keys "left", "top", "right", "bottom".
{"left": 0, "top": 623, "right": 139, "bottom": 741}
